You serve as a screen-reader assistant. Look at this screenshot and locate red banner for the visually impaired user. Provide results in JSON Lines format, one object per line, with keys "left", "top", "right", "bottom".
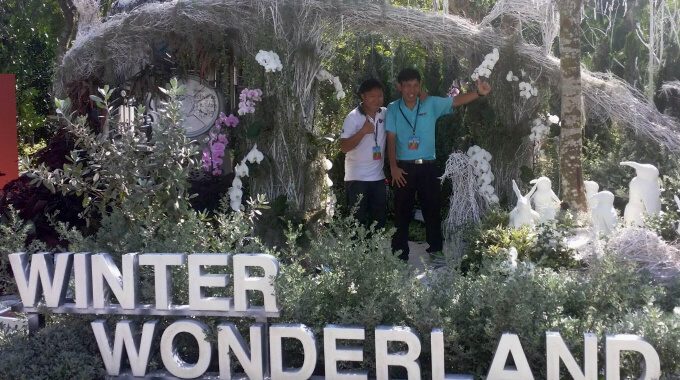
{"left": 0, "top": 74, "right": 18, "bottom": 188}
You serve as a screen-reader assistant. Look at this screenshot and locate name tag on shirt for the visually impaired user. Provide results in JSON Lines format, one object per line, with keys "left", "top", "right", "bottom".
{"left": 372, "top": 145, "right": 382, "bottom": 160}
{"left": 408, "top": 135, "right": 420, "bottom": 150}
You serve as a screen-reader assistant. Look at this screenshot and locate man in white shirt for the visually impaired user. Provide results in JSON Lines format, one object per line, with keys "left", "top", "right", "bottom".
{"left": 340, "top": 79, "right": 387, "bottom": 228}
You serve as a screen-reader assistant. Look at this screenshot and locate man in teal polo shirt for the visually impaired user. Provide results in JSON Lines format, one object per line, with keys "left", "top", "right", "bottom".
{"left": 386, "top": 68, "right": 491, "bottom": 261}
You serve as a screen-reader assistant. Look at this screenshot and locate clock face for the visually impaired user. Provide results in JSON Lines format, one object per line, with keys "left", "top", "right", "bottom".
{"left": 177, "top": 77, "right": 222, "bottom": 138}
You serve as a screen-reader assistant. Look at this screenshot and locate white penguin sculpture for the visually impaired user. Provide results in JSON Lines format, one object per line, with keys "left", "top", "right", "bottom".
{"left": 620, "top": 161, "right": 661, "bottom": 227}
{"left": 510, "top": 180, "right": 541, "bottom": 229}
{"left": 584, "top": 180, "right": 599, "bottom": 210}
{"left": 527, "top": 177, "right": 560, "bottom": 223}
{"left": 590, "top": 191, "right": 618, "bottom": 235}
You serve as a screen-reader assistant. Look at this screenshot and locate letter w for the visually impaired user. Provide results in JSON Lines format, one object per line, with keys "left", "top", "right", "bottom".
{"left": 8, "top": 252, "right": 73, "bottom": 308}
{"left": 91, "top": 320, "right": 157, "bottom": 376}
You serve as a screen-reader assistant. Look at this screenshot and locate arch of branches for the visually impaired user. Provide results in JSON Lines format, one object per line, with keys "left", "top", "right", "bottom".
{"left": 55, "top": 0, "right": 680, "bottom": 213}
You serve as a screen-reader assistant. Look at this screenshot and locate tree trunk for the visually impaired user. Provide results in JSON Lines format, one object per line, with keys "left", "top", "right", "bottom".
{"left": 56, "top": 0, "right": 77, "bottom": 62}
{"left": 647, "top": 0, "right": 657, "bottom": 102}
{"left": 558, "top": 0, "right": 588, "bottom": 212}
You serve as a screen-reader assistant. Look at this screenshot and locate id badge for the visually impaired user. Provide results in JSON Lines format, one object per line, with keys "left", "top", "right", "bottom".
{"left": 372, "top": 145, "right": 382, "bottom": 160}
{"left": 408, "top": 135, "right": 420, "bottom": 150}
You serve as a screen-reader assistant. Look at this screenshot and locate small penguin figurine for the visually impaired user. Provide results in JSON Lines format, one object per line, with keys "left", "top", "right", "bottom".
{"left": 591, "top": 191, "right": 618, "bottom": 235}
{"left": 527, "top": 177, "right": 560, "bottom": 223}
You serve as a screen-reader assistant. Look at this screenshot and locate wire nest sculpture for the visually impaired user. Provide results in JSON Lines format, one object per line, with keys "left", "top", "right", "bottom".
{"left": 440, "top": 152, "right": 489, "bottom": 234}
{"left": 662, "top": 80, "right": 680, "bottom": 97}
{"left": 604, "top": 227, "right": 680, "bottom": 283}
{"left": 55, "top": 0, "right": 680, "bottom": 153}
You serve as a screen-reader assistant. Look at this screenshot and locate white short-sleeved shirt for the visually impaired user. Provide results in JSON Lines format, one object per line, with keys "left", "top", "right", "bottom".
{"left": 341, "top": 106, "right": 387, "bottom": 181}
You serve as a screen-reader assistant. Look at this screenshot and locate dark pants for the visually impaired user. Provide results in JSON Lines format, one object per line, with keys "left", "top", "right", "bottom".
{"left": 392, "top": 162, "right": 442, "bottom": 260}
{"left": 345, "top": 179, "right": 387, "bottom": 229}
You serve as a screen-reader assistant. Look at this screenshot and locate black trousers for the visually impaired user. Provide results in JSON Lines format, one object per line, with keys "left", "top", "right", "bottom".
{"left": 391, "top": 162, "right": 442, "bottom": 260}
{"left": 345, "top": 179, "right": 387, "bottom": 229}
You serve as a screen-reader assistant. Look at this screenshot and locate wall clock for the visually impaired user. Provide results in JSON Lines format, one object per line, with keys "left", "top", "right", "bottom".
{"left": 177, "top": 76, "right": 224, "bottom": 138}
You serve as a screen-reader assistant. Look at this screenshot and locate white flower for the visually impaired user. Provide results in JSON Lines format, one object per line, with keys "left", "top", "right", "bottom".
{"left": 232, "top": 176, "right": 243, "bottom": 189}
{"left": 228, "top": 186, "right": 243, "bottom": 201}
{"left": 506, "top": 71, "right": 514, "bottom": 82}
{"left": 255, "top": 50, "right": 283, "bottom": 72}
{"left": 507, "top": 247, "right": 518, "bottom": 269}
{"left": 529, "top": 117, "right": 551, "bottom": 142}
{"left": 235, "top": 162, "right": 249, "bottom": 177}
{"left": 317, "top": 69, "right": 345, "bottom": 101}
{"left": 467, "top": 145, "right": 481, "bottom": 156}
{"left": 322, "top": 158, "right": 333, "bottom": 171}
{"left": 324, "top": 174, "right": 333, "bottom": 188}
{"left": 245, "top": 144, "right": 264, "bottom": 164}
{"left": 530, "top": 87, "right": 538, "bottom": 96}
{"left": 472, "top": 48, "right": 499, "bottom": 80}
{"left": 230, "top": 200, "right": 243, "bottom": 212}
{"left": 548, "top": 114, "right": 560, "bottom": 124}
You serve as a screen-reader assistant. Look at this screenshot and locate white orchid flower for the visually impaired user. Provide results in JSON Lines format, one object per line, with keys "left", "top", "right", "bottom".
{"left": 245, "top": 144, "right": 264, "bottom": 164}
{"left": 232, "top": 176, "right": 243, "bottom": 189}
{"left": 322, "top": 158, "right": 333, "bottom": 171}
{"left": 506, "top": 71, "right": 514, "bottom": 82}
{"left": 230, "top": 200, "right": 243, "bottom": 212}
{"left": 235, "top": 162, "right": 249, "bottom": 177}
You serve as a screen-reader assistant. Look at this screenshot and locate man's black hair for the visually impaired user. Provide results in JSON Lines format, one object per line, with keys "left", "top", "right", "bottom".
{"left": 397, "top": 68, "right": 421, "bottom": 84}
{"left": 357, "top": 78, "right": 384, "bottom": 115}
{"left": 357, "top": 78, "right": 385, "bottom": 95}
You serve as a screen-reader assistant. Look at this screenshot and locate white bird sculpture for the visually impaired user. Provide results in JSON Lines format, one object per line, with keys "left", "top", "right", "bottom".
{"left": 620, "top": 161, "right": 661, "bottom": 226}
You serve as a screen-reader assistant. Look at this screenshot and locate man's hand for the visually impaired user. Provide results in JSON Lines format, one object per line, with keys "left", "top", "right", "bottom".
{"left": 476, "top": 79, "right": 491, "bottom": 96}
{"left": 391, "top": 166, "right": 408, "bottom": 188}
{"left": 359, "top": 117, "right": 374, "bottom": 135}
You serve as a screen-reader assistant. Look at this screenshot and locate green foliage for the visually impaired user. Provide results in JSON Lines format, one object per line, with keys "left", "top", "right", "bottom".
{"left": 460, "top": 208, "right": 581, "bottom": 272}
{"left": 422, "top": 257, "right": 675, "bottom": 378}
{"left": 645, "top": 175, "right": 680, "bottom": 242}
{"left": 275, "top": 216, "right": 414, "bottom": 372}
{"left": 583, "top": 124, "right": 680, "bottom": 216}
{"left": 0, "top": 316, "right": 105, "bottom": 380}
{"left": 275, "top": 215, "right": 680, "bottom": 377}
{"left": 0, "top": 207, "right": 46, "bottom": 295}
{"left": 0, "top": 0, "right": 64, "bottom": 146}
{"left": 28, "top": 79, "right": 199, "bottom": 230}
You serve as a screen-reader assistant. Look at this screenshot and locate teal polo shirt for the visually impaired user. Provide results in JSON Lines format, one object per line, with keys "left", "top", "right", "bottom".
{"left": 385, "top": 96, "right": 454, "bottom": 160}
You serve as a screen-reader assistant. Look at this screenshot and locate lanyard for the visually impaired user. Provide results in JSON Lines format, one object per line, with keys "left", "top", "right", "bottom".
{"left": 399, "top": 99, "right": 420, "bottom": 135}
{"left": 367, "top": 113, "right": 380, "bottom": 146}
{"left": 361, "top": 104, "right": 380, "bottom": 146}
